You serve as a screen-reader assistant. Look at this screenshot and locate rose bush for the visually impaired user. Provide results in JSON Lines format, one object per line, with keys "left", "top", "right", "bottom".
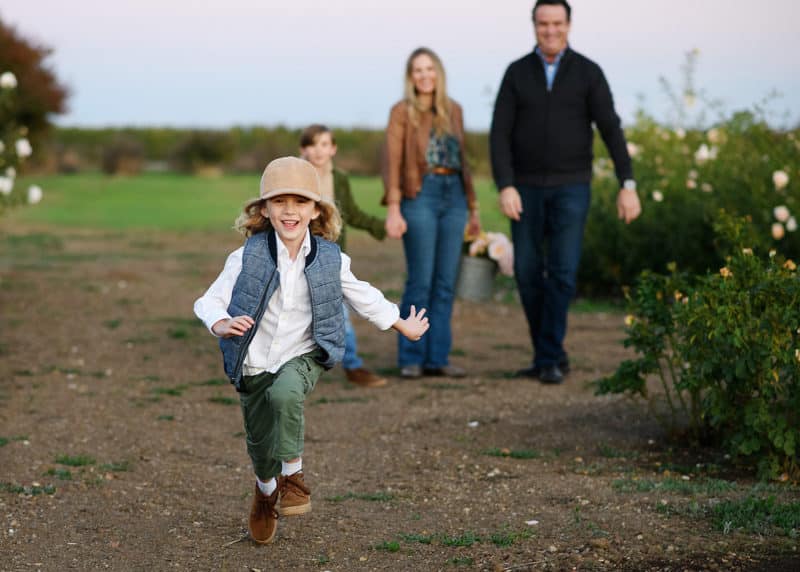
{"left": 595, "top": 213, "right": 800, "bottom": 480}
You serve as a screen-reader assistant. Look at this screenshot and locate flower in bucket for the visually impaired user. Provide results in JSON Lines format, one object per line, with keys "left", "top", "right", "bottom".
{"left": 464, "top": 230, "right": 514, "bottom": 277}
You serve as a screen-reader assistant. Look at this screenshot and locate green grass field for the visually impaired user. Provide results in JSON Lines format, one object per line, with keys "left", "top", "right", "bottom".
{"left": 6, "top": 173, "right": 507, "bottom": 233}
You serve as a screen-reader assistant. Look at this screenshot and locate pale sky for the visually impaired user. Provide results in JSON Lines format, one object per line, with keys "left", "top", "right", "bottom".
{"left": 2, "top": 0, "right": 799, "bottom": 130}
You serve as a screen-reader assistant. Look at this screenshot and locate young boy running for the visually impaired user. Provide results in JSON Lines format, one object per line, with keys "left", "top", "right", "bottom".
{"left": 194, "top": 157, "right": 428, "bottom": 544}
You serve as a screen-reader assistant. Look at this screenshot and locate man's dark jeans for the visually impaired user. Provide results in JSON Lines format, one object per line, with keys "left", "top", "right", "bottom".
{"left": 511, "top": 183, "right": 591, "bottom": 368}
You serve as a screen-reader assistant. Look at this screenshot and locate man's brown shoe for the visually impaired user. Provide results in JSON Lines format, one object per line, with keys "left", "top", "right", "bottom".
{"left": 345, "top": 367, "right": 388, "bottom": 388}
{"left": 249, "top": 484, "right": 279, "bottom": 544}
{"left": 278, "top": 471, "right": 311, "bottom": 516}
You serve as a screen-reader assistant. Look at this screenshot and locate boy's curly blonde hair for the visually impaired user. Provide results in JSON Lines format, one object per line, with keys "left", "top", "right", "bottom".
{"left": 235, "top": 197, "right": 342, "bottom": 243}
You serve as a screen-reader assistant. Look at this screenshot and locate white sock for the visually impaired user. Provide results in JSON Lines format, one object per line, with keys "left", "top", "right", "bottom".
{"left": 281, "top": 459, "right": 302, "bottom": 476}
{"left": 256, "top": 476, "right": 277, "bottom": 496}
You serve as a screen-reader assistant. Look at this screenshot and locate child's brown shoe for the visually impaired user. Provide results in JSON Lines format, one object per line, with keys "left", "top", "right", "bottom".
{"left": 278, "top": 471, "right": 311, "bottom": 516}
{"left": 249, "top": 484, "right": 279, "bottom": 544}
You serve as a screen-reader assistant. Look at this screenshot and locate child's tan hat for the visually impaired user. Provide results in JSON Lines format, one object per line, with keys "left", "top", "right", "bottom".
{"left": 259, "top": 156, "right": 321, "bottom": 202}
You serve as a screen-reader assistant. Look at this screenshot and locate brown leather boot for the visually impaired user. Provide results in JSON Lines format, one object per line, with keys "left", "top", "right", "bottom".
{"left": 249, "top": 483, "right": 279, "bottom": 544}
{"left": 278, "top": 471, "right": 311, "bottom": 516}
{"left": 345, "top": 367, "right": 388, "bottom": 388}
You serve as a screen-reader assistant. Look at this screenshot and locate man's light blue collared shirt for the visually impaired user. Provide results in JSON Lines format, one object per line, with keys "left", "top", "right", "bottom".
{"left": 535, "top": 46, "right": 566, "bottom": 91}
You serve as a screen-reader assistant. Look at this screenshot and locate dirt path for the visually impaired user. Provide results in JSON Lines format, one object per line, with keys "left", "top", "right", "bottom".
{"left": 1, "top": 224, "right": 797, "bottom": 571}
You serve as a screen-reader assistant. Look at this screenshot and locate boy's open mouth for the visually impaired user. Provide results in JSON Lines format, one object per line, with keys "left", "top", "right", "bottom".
{"left": 281, "top": 220, "right": 300, "bottom": 229}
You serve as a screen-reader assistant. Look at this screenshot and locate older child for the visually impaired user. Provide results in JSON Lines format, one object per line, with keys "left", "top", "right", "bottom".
{"left": 300, "top": 124, "right": 389, "bottom": 388}
{"left": 194, "top": 157, "right": 428, "bottom": 545}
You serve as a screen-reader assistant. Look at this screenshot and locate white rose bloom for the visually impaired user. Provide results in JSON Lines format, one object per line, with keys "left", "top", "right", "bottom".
{"left": 0, "top": 71, "right": 17, "bottom": 89}
{"left": 787, "top": 217, "right": 798, "bottom": 232}
{"left": 15, "top": 138, "right": 33, "bottom": 158}
{"left": 774, "top": 205, "right": 790, "bottom": 222}
{"left": 652, "top": 190, "right": 664, "bottom": 202}
{"left": 701, "top": 183, "right": 713, "bottom": 193}
{"left": 686, "top": 179, "right": 697, "bottom": 190}
{"left": 773, "top": 170, "right": 789, "bottom": 190}
{"left": 707, "top": 128, "right": 721, "bottom": 144}
{"left": 694, "top": 144, "right": 713, "bottom": 164}
{"left": 772, "top": 222, "right": 785, "bottom": 240}
{"left": 5, "top": 166, "right": 16, "bottom": 178}
{"left": 0, "top": 176, "right": 13, "bottom": 195}
{"left": 675, "top": 127, "right": 686, "bottom": 139}
{"left": 27, "top": 185, "right": 43, "bottom": 204}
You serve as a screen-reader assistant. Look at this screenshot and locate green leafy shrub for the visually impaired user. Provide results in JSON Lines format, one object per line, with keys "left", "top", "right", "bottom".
{"left": 595, "top": 214, "right": 800, "bottom": 479}
{"left": 101, "top": 134, "right": 144, "bottom": 175}
{"left": 169, "top": 130, "right": 235, "bottom": 174}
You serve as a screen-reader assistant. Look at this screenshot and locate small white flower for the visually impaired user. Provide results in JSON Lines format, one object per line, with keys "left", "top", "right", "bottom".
{"left": 688, "top": 169, "right": 698, "bottom": 180}
{"left": 707, "top": 128, "right": 721, "bottom": 144}
{"left": 627, "top": 142, "right": 641, "bottom": 157}
{"left": 787, "top": 217, "right": 798, "bottom": 232}
{"left": 694, "top": 144, "right": 718, "bottom": 164}
{"left": 773, "top": 170, "right": 789, "bottom": 191}
{"left": 675, "top": 127, "right": 686, "bottom": 139}
{"left": 5, "top": 166, "right": 16, "bottom": 178}
{"left": 0, "top": 176, "right": 13, "bottom": 195}
{"left": 27, "top": 185, "right": 43, "bottom": 204}
{"left": 772, "top": 222, "right": 785, "bottom": 240}
{"left": 652, "top": 190, "right": 664, "bottom": 202}
{"left": 467, "top": 421, "right": 479, "bottom": 428}
{"left": 774, "top": 205, "right": 790, "bottom": 222}
{"left": 701, "top": 183, "right": 713, "bottom": 193}
{"left": 686, "top": 179, "right": 697, "bottom": 190}
{"left": 0, "top": 71, "right": 17, "bottom": 89}
{"left": 15, "top": 138, "right": 33, "bottom": 158}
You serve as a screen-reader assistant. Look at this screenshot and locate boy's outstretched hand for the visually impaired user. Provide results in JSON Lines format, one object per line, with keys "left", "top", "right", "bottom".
{"left": 393, "top": 305, "right": 429, "bottom": 341}
{"left": 212, "top": 315, "right": 255, "bottom": 338}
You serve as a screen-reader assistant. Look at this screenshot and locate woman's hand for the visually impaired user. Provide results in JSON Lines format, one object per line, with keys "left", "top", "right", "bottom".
{"left": 393, "top": 305, "right": 429, "bottom": 341}
{"left": 211, "top": 315, "right": 254, "bottom": 338}
{"left": 466, "top": 210, "right": 481, "bottom": 238}
{"left": 385, "top": 204, "right": 407, "bottom": 239}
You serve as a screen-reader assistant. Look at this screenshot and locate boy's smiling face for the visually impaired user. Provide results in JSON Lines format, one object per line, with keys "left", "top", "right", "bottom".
{"left": 301, "top": 132, "right": 337, "bottom": 170}
{"left": 261, "top": 194, "right": 320, "bottom": 253}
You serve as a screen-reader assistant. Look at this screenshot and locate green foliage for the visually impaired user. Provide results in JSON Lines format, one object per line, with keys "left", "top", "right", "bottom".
{"left": 713, "top": 496, "right": 800, "bottom": 536}
{"left": 596, "top": 214, "right": 800, "bottom": 479}
{"left": 170, "top": 130, "right": 235, "bottom": 173}
{"left": 55, "top": 454, "right": 96, "bottom": 467}
{"left": 580, "top": 51, "right": 799, "bottom": 295}
{"left": 0, "top": 17, "right": 68, "bottom": 145}
{"left": 484, "top": 447, "right": 541, "bottom": 459}
{"left": 101, "top": 134, "right": 144, "bottom": 175}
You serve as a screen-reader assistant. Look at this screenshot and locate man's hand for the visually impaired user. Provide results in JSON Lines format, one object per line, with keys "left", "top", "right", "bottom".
{"left": 212, "top": 315, "right": 254, "bottom": 338}
{"left": 499, "top": 186, "right": 523, "bottom": 221}
{"left": 393, "top": 305, "right": 429, "bottom": 341}
{"left": 385, "top": 204, "right": 407, "bottom": 239}
{"left": 616, "top": 188, "right": 642, "bottom": 224}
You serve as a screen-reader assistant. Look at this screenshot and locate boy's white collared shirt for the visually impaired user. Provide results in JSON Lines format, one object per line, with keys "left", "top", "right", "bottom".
{"left": 193, "top": 230, "right": 399, "bottom": 375}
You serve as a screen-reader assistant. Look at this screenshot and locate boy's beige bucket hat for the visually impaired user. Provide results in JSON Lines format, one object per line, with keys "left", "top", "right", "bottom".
{"left": 259, "top": 156, "right": 321, "bottom": 202}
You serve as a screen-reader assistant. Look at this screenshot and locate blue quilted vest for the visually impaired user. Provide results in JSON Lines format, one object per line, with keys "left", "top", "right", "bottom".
{"left": 219, "top": 230, "right": 345, "bottom": 390}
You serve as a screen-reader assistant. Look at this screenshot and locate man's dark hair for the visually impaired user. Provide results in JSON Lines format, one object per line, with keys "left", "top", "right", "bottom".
{"left": 532, "top": 0, "right": 571, "bottom": 22}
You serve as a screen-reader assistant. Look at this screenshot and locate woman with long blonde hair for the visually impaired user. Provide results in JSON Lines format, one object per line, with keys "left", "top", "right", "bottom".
{"left": 382, "top": 47, "right": 481, "bottom": 378}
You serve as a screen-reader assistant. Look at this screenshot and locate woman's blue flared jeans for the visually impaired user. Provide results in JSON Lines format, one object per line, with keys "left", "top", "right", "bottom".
{"left": 398, "top": 174, "right": 467, "bottom": 368}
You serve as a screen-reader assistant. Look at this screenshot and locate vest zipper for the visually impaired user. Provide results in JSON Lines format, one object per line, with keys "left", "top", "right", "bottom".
{"left": 232, "top": 271, "right": 279, "bottom": 383}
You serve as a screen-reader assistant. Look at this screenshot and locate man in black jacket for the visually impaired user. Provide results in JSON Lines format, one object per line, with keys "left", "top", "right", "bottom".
{"left": 490, "top": 0, "right": 641, "bottom": 384}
